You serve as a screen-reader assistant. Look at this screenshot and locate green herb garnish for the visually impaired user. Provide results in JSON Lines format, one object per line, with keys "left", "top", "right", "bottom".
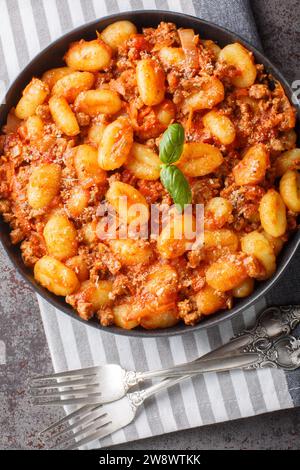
{"left": 160, "top": 165, "right": 192, "bottom": 210}
{"left": 159, "top": 123, "right": 191, "bottom": 209}
{"left": 159, "top": 123, "right": 185, "bottom": 164}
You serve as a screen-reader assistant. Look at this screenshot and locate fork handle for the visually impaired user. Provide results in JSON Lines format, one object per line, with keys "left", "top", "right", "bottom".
{"left": 141, "top": 352, "right": 260, "bottom": 399}
{"left": 139, "top": 305, "right": 300, "bottom": 382}
{"left": 140, "top": 334, "right": 300, "bottom": 401}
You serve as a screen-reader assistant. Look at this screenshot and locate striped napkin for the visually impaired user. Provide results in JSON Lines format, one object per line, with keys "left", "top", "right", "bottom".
{"left": 2, "top": 0, "right": 299, "bottom": 449}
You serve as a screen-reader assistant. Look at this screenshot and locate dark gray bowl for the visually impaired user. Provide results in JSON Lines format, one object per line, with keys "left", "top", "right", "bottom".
{"left": 0, "top": 10, "right": 299, "bottom": 337}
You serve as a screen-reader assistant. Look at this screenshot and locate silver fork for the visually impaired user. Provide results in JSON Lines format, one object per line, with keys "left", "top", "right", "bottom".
{"left": 30, "top": 305, "right": 300, "bottom": 407}
{"left": 45, "top": 335, "right": 300, "bottom": 449}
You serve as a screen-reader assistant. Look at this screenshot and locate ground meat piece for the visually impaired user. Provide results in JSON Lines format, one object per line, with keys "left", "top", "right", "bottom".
{"left": 76, "top": 112, "right": 91, "bottom": 127}
{"left": 191, "top": 177, "right": 221, "bottom": 204}
{"left": 35, "top": 104, "right": 51, "bottom": 120}
{"left": 109, "top": 70, "right": 138, "bottom": 101}
{"left": 66, "top": 289, "right": 95, "bottom": 321}
{"left": 177, "top": 298, "right": 201, "bottom": 326}
{"left": 137, "top": 179, "right": 169, "bottom": 204}
{"left": 97, "top": 243, "right": 122, "bottom": 275}
{"left": 11, "top": 228, "right": 25, "bottom": 244}
{"left": 76, "top": 301, "right": 94, "bottom": 321}
{"left": 215, "top": 61, "right": 239, "bottom": 87}
{"left": 248, "top": 84, "right": 270, "bottom": 99}
{"left": 112, "top": 274, "right": 132, "bottom": 298}
{"left": 120, "top": 169, "right": 138, "bottom": 186}
{"left": 0, "top": 199, "right": 10, "bottom": 213}
{"left": 97, "top": 306, "right": 114, "bottom": 326}
{"left": 243, "top": 255, "right": 266, "bottom": 279}
{"left": 187, "top": 248, "right": 205, "bottom": 268}
{"left": 21, "top": 233, "right": 46, "bottom": 267}
{"left": 143, "top": 22, "right": 180, "bottom": 48}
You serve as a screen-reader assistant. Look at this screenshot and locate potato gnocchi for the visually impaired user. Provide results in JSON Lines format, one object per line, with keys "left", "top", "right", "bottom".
{"left": 0, "top": 20, "right": 298, "bottom": 330}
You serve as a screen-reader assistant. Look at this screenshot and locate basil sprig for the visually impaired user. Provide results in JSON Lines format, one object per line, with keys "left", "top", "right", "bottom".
{"left": 159, "top": 123, "right": 185, "bottom": 164}
{"left": 160, "top": 165, "right": 192, "bottom": 209}
{"left": 159, "top": 123, "right": 192, "bottom": 209}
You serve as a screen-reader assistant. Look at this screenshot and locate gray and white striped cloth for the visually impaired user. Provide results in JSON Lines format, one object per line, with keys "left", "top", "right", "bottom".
{"left": 2, "top": 0, "right": 298, "bottom": 449}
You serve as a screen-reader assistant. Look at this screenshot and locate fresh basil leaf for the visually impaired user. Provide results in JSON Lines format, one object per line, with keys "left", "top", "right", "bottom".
{"left": 159, "top": 123, "right": 185, "bottom": 164}
{"left": 160, "top": 165, "right": 192, "bottom": 210}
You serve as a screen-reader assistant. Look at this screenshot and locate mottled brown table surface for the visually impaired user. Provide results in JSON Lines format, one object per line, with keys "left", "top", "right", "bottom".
{"left": 1, "top": 0, "right": 300, "bottom": 450}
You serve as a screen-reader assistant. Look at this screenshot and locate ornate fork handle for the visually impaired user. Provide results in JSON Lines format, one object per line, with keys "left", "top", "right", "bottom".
{"left": 128, "top": 335, "right": 300, "bottom": 409}
{"left": 132, "top": 305, "right": 300, "bottom": 384}
{"left": 195, "top": 305, "right": 300, "bottom": 360}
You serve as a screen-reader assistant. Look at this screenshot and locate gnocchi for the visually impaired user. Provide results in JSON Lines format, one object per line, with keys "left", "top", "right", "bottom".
{"left": 204, "top": 229, "right": 239, "bottom": 253}
{"left": 66, "top": 186, "right": 90, "bottom": 217}
{"left": 232, "top": 277, "right": 254, "bottom": 298}
{"left": 155, "top": 99, "right": 176, "bottom": 127}
{"left": 105, "top": 181, "right": 149, "bottom": 225}
{"left": 113, "top": 303, "right": 139, "bottom": 330}
{"left": 202, "top": 110, "right": 236, "bottom": 145}
{"left": 136, "top": 59, "right": 166, "bottom": 106}
{"left": 157, "top": 213, "right": 196, "bottom": 259}
{"left": 34, "top": 256, "right": 80, "bottom": 296}
{"left": 78, "top": 280, "right": 113, "bottom": 309}
{"left": 143, "top": 264, "right": 178, "bottom": 306}
{"left": 101, "top": 20, "right": 137, "bottom": 50}
{"left": 241, "top": 231, "right": 276, "bottom": 280}
{"left": 52, "top": 71, "right": 95, "bottom": 102}
{"left": 219, "top": 43, "right": 257, "bottom": 88}
{"left": 125, "top": 143, "right": 161, "bottom": 180}
{"left": 74, "top": 89, "right": 122, "bottom": 116}
{"left": 42, "top": 67, "right": 73, "bottom": 90}
{"left": 15, "top": 78, "right": 49, "bottom": 119}
{"left": 259, "top": 189, "right": 287, "bottom": 237}
{"left": 65, "top": 255, "right": 89, "bottom": 282}
{"left": 233, "top": 144, "right": 269, "bottom": 186}
{"left": 194, "top": 285, "right": 228, "bottom": 316}
{"left": 158, "top": 47, "right": 185, "bottom": 68}
{"left": 49, "top": 95, "right": 80, "bottom": 136}
{"left": 279, "top": 170, "right": 300, "bottom": 212}
{"left": 86, "top": 119, "right": 106, "bottom": 146}
{"left": 43, "top": 213, "right": 78, "bottom": 260}
{"left": 25, "top": 115, "right": 44, "bottom": 141}
{"left": 206, "top": 256, "right": 248, "bottom": 291}
{"left": 74, "top": 144, "right": 107, "bottom": 186}
{"left": 98, "top": 117, "right": 133, "bottom": 170}
{"left": 177, "top": 143, "right": 224, "bottom": 177}
{"left": 275, "top": 148, "right": 300, "bottom": 177}
{"left": 109, "top": 239, "right": 153, "bottom": 266}
{"left": 27, "top": 164, "right": 61, "bottom": 209}
{"left": 205, "top": 197, "right": 233, "bottom": 229}
{"left": 183, "top": 76, "right": 224, "bottom": 111}
{"left": 64, "top": 38, "right": 112, "bottom": 72}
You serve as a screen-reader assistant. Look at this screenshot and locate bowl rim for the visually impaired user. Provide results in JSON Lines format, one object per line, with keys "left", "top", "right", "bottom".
{"left": 0, "top": 9, "right": 299, "bottom": 337}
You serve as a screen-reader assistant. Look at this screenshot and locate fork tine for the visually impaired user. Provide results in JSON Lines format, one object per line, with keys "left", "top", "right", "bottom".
{"left": 40, "top": 405, "right": 99, "bottom": 435}
{"left": 52, "top": 414, "right": 112, "bottom": 449}
{"left": 50, "top": 408, "right": 108, "bottom": 441}
{"left": 32, "top": 396, "right": 106, "bottom": 406}
{"left": 65, "top": 421, "right": 115, "bottom": 450}
{"left": 31, "top": 376, "right": 99, "bottom": 389}
{"left": 31, "top": 386, "right": 103, "bottom": 399}
{"left": 31, "top": 365, "right": 102, "bottom": 382}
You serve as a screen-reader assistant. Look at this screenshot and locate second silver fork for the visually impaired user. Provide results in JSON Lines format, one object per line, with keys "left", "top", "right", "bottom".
{"left": 31, "top": 305, "right": 300, "bottom": 406}
{"left": 45, "top": 334, "right": 300, "bottom": 449}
